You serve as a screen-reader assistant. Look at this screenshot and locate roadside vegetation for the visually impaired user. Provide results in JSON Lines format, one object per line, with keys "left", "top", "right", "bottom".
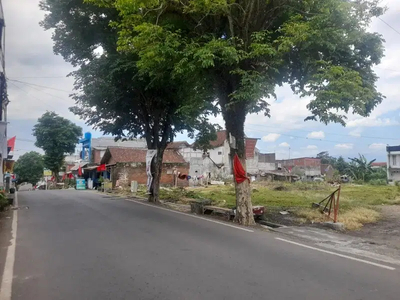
{"left": 138, "top": 182, "right": 400, "bottom": 230}
{"left": 0, "top": 192, "right": 8, "bottom": 211}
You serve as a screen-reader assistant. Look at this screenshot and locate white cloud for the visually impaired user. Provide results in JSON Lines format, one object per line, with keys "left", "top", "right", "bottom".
{"left": 262, "top": 133, "right": 281, "bottom": 142}
{"left": 279, "top": 142, "right": 290, "bottom": 148}
{"left": 307, "top": 131, "right": 325, "bottom": 139}
{"left": 347, "top": 117, "right": 399, "bottom": 128}
{"left": 306, "top": 145, "right": 318, "bottom": 150}
{"left": 335, "top": 144, "right": 354, "bottom": 150}
{"left": 369, "top": 143, "right": 387, "bottom": 151}
{"left": 349, "top": 128, "right": 362, "bottom": 137}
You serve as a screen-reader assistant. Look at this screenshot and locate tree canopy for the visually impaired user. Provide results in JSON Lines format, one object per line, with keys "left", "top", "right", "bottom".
{"left": 33, "top": 112, "right": 82, "bottom": 178}
{"left": 40, "top": 0, "right": 218, "bottom": 201}
{"left": 347, "top": 154, "right": 376, "bottom": 182}
{"left": 14, "top": 152, "right": 44, "bottom": 185}
{"left": 90, "top": 0, "right": 386, "bottom": 225}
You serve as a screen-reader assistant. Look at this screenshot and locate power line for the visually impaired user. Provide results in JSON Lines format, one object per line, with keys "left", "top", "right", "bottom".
{"left": 8, "top": 79, "right": 73, "bottom": 93}
{"left": 246, "top": 123, "right": 400, "bottom": 141}
{"left": 16, "top": 138, "right": 35, "bottom": 143}
{"left": 378, "top": 17, "right": 400, "bottom": 36}
{"left": 7, "top": 81, "right": 59, "bottom": 111}
{"left": 9, "top": 76, "right": 68, "bottom": 79}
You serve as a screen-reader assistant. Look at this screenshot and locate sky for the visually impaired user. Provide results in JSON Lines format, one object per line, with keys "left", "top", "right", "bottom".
{"left": 4, "top": 0, "right": 400, "bottom": 161}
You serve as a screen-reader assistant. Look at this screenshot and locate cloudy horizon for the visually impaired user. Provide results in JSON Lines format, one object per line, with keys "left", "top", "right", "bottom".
{"left": 4, "top": 0, "right": 400, "bottom": 162}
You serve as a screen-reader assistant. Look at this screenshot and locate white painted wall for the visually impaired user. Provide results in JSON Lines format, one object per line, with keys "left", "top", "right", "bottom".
{"left": 246, "top": 149, "right": 259, "bottom": 174}
{"left": 208, "top": 145, "right": 225, "bottom": 165}
{"left": 179, "top": 147, "right": 203, "bottom": 162}
{"left": 389, "top": 171, "right": 400, "bottom": 181}
{"left": 258, "top": 162, "right": 276, "bottom": 172}
{"left": 389, "top": 154, "right": 400, "bottom": 168}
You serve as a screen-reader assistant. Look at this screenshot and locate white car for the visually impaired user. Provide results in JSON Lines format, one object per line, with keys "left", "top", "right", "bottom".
{"left": 18, "top": 182, "right": 33, "bottom": 191}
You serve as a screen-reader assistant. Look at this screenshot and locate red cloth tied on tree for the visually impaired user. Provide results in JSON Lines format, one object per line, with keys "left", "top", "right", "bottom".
{"left": 233, "top": 154, "right": 249, "bottom": 184}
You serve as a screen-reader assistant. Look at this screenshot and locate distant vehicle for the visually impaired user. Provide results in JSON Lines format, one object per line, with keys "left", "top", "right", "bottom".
{"left": 35, "top": 181, "right": 47, "bottom": 190}
{"left": 313, "top": 177, "right": 324, "bottom": 182}
{"left": 18, "top": 182, "right": 33, "bottom": 191}
{"left": 340, "top": 175, "right": 350, "bottom": 183}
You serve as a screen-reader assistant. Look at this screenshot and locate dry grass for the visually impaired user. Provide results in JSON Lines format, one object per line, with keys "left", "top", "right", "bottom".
{"left": 295, "top": 207, "right": 380, "bottom": 230}
{"left": 133, "top": 182, "right": 400, "bottom": 230}
{"left": 339, "top": 208, "right": 381, "bottom": 230}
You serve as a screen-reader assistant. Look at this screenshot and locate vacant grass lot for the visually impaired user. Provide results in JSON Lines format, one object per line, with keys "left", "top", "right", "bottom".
{"left": 147, "top": 182, "right": 400, "bottom": 230}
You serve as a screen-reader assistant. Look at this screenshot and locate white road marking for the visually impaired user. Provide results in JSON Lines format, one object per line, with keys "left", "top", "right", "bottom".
{"left": 0, "top": 192, "right": 18, "bottom": 300}
{"left": 275, "top": 237, "right": 396, "bottom": 271}
{"left": 127, "top": 199, "right": 254, "bottom": 233}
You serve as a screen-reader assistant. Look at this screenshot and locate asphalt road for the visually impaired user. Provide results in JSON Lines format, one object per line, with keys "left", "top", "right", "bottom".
{"left": 4, "top": 190, "right": 400, "bottom": 299}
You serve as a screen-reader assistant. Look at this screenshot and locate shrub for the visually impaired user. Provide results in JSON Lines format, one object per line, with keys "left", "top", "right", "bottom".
{"left": 369, "top": 179, "right": 387, "bottom": 186}
{"left": 0, "top": 192, "right": 8, "bottom": 211}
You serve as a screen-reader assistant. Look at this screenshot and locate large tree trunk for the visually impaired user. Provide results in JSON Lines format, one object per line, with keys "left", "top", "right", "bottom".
{"left": 224, "top": 102, "right": 255, "bottom": 226}
{"left": 148, "top": 148, "right": 165, "bottom": 203}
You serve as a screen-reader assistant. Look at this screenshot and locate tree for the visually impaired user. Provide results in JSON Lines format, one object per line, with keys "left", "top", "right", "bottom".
{"left": 40, "top": 0, "right": 217, "bottom": 202}
{"left": 316, "top": 152, "right": 349, "bottom": 175}
{"left": 14, "top": 152, "right": 44, "bottom": 185}
{"left": 317, "top": 151, "right": 337, "bottom": 166}
{"left": 335, "top": 156, "right": 349, "bottom": 175}
{"left": 347, "top": 154, "right": 376, "bottom": 182}
{"left": 33, "top": 112, "right": 82, "bottom": 180}
{"left": 94, "top": 0, "right": 385, "bottom": 225}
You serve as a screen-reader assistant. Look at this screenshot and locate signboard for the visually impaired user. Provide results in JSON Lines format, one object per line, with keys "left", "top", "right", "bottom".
{"left": 76, "top": 179, "right": 86, "bottom": 190}
{"left": 146, "top": 150, "right": 157, "bottom": 194}
{"left": 43, "top": 169, "right": 52, "bottom": 176}
{"left": 79, "top": 132, "right": 92, "bottom": 162}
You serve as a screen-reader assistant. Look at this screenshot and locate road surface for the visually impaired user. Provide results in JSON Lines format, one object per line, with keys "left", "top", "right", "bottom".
{"left": 1, "top": 190, "right": 399, "bottom": 300}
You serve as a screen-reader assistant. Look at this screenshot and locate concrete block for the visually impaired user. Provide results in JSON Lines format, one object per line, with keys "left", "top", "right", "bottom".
{"left": 323, "top": 222, "right": 345, "bottom": 231}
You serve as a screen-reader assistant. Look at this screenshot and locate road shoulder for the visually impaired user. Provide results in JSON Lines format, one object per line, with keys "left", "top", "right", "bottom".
{"left": 0, "top": 209, "right": 13, "bottom": 288}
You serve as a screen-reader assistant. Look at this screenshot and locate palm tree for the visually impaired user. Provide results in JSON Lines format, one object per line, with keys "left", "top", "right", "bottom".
{"left": 347, "top": 154, "right": 376, "bottom": 182}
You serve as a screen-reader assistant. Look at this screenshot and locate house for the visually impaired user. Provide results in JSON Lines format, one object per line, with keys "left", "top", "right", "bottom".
{"left": 321, "top": 164, "right": 335, "bottom": 180}
{"left": 371, "top": 162, "right": 387, "bottom": 169}
{"left": 258, "top": 153, "right": 276, "bottom": 172}
{"left": 387, "top": 146, "right": 400, "bottom": 183}
{"left": 100, "top": 147, "right": 189, "bottom": 188}
{"left": 91, "top": 137, "right": 147, "bottom": 164}
{"left": 277, "top": 157, "right": 321, "bottom": 179}
{"left": 170, "top": 130, "right": 266, "bottom": 179}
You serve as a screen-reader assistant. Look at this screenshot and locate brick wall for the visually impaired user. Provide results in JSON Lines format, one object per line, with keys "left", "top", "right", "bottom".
{"left": 112, "top": 163, "right": 189, "bottom": 188}
{"left": 93, "top": 149, "right": 102, "bottom": 164}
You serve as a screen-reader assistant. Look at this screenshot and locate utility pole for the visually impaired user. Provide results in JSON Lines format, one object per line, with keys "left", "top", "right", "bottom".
{"left": 0, "top": 0, "right": 7, "bottom": 191}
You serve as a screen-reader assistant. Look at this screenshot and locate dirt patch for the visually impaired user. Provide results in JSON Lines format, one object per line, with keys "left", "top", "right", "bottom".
{"left": 262, "top": 207, "right": 304, "bottom": 227}
{"left": 346, "top": 205, "right": 400, "bottom": 250}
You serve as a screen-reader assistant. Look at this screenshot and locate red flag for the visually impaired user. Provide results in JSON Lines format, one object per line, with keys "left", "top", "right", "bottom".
{"left": 233, "top": 154, "right": 250, "bottom": 184}
{"left": 68, "top": 173, "right": 74, "bottom": 179}
{"left": 78, "top": 165, "right": 82, "bottom": 176}
{"left": 7, "top": 136, "right": 16, "bottom": 152}
{"left": 97, "top": 164, "right": 106, "bottom": 172}
{"left": 62, "top": 174, "right": 66, "bottom": 181}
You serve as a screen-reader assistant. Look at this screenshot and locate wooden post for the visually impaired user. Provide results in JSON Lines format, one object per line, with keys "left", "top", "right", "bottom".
{"left": 334, "top": 185, "right": 341, "bottom": 223}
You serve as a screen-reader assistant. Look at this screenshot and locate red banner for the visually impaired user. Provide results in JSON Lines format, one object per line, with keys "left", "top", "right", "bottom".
{"left": 97, "top": 164, "right": 106, "bottom": 172}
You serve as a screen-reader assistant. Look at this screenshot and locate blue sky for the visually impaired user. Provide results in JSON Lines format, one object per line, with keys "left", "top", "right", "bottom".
{"left": 4, "top": 0, "right": 400, "bottom": 162}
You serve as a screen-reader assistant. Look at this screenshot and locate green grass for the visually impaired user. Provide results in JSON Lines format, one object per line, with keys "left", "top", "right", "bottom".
{"left": 150, "top": 182, "right": 400, "bottom": 211}
{"left": 136, "top": 182, "right": 400, "bottom": 229}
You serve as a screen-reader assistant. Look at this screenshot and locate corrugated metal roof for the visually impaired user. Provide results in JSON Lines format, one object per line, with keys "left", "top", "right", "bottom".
{"left": 92, "top": 137, "right": 147, "bottom": 149}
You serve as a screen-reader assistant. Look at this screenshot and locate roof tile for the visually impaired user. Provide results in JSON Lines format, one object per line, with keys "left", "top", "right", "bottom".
{"left": 104, "top": 147, "right": 186, "bottom": 164}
